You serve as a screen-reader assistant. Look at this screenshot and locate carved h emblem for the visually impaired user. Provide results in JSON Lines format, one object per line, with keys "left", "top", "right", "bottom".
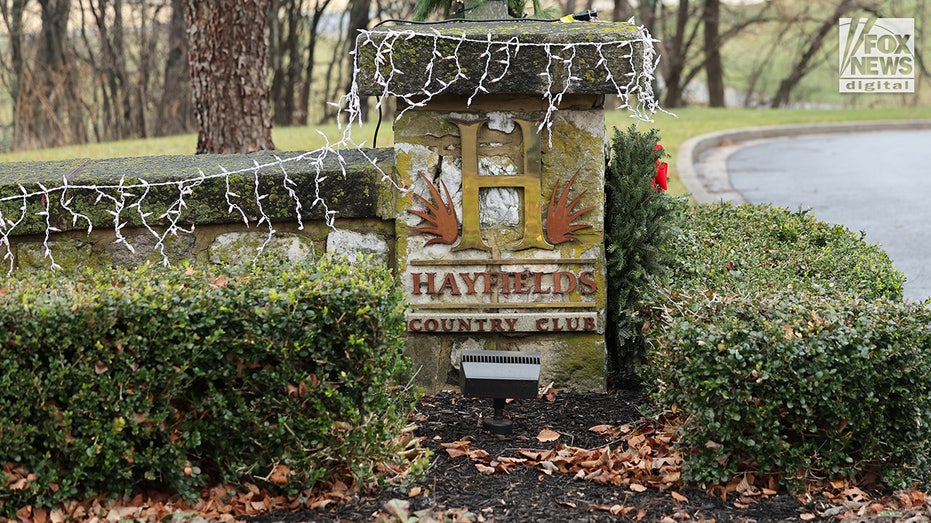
{"left": 453, "top": 118, "right": 552, "bottom": 252}
{"left": 409, "top": 117, "right": 593, "bottom": 251}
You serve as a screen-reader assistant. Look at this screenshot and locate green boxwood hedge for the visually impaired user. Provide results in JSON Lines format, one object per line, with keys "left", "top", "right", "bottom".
{"left": 0, "top": 256, "right": 413, "bottom": 513}
{"left": 645, "top": 203, "right": 931, "bottom": 490}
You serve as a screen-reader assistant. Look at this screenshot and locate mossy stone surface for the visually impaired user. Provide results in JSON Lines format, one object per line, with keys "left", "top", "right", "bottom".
{"left": 208, "top": 232, "right": 315, "bottom": 266}
{"left": 16, "top": 238, "right": 107, "bottom": 272}
{"left": 355, "top": 21, "right": 644, "bottom": 96}
{"left": 0, "top": 149, "right": 396, "bottom": 235}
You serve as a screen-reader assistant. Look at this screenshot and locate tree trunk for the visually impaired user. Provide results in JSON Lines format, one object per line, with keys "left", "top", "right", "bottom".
{"left": 703, "top": 0, "right": 724, "bottom": 107}
{"left": 345, "top": 0, "right": 370, "bottom": 118}
{"left": 184, "top": 0, "right": 275, "bottom": 154}
{"left": 611, "top": 0, "right": 631, "bottom": 22}
{"left": 21, "top": 0, "right": 81, "bottom": 149}
{"left": 660, "top": 0, "right": 690, "bottom": 107}
{"left": 297, "top": 0, "right": 332, "bottom": 126}
{"left": 157, "top": 0, "right": 194, "bottom": 136}
{"left": 0, "top": 0, "right": 27, "bottom": 147}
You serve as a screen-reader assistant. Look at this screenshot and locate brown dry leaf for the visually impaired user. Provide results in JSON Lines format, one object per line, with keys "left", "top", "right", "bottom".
{"left": 408, "top": 486, "right": 422, "bottom": 498}
{"left": 658, "top": 517, "right": 677, "bottom": 523}
{"left": 539, "top": 461, "right": 558, "bottom": 475}
{"left": 269, "top": 464, "right": 290, "bottom": 485}
{"left": 475, "top": 463, "right": 496, "bottom": 475}
{"left": 537, "top": 429, "right": 560, "bottom": 442}
{"left": 94, "top": 360, "right": 109, "bottom": 375}
{"left": 467, "top": 449, "right": 490, "bottom": 460}
{"left": 0, "top": 286, "right": 8, "bottom": 297}
{"left": 209, "top": 275, "right": 230, "bottom": 288}
{"left": 671, "top": 491, "right": 688, "bottom": 503}
{"left": 629, "top": 483, "right": 648, "bottom": 493}
{"left": 589, "top": 424, "right": 613, "bottom": 434}
{"left": 309, "top": 498, "right": 333, "bottom": 510}
{"left": 185, "top": 267, "right": 196, "bottom": 276}
{"left": 800, "top": 513, "right": 816, "bottom": 521}
{"left": 445, "top": 447, "right": 468, "bottom": 458}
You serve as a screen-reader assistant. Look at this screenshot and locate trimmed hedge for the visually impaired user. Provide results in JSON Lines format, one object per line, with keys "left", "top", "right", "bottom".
{"left": 646, "top": 204, "right": 931, "bottom": 490}
{"left": 0, "top": 256, "right": 413, "bottom": 513}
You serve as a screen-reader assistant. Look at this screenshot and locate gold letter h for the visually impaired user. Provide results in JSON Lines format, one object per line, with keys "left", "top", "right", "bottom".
{"left": 452, "top": 118, "right": 554, "bottom": 252}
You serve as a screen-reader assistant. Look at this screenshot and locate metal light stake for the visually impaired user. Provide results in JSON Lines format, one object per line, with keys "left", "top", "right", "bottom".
{"left": 460, "top": 350, "right": 542, "bottom": 435}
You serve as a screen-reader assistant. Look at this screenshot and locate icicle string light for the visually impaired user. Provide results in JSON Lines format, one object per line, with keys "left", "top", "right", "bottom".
{"left": 0, "top": 20, "right": 661, "bottom": 273}
{"left": 349, "top": 20, "right": 662, "bottom": 134}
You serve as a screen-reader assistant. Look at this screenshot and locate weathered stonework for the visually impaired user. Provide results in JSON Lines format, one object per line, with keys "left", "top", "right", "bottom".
{"left": 353, "top": 21, "right": 648, "bottom": 392}
{"left": 355, "top": 21, "right": 644, "bottom": 98}
{"left": 0, "top": 151, "right": 396, "bottom": 273}
{"left": 393, "top": 97, "right": 608, "bottom": 392}
{"left": 326, "top": 229, "right": 390, "bottom": 265}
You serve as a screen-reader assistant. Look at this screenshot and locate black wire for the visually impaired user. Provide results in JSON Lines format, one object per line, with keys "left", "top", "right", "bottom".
{"left": 374, "top": 102, "right": 383, "bottom": 149}
{"left": 371, "top": 16, "right": 560, "bottom": 28}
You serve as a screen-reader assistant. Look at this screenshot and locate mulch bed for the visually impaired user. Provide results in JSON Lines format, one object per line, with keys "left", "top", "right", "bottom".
{"left": 247, "top": 390, "right": 846, "bottom": 523}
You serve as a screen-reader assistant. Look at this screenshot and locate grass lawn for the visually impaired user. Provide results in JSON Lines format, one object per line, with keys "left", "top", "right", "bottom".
{"left": 2, "top": 105, "right": 930, "bottom": 197}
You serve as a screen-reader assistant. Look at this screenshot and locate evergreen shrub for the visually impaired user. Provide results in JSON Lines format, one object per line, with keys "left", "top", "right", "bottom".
{"left": 604, "top": 124, "right": 683, "bottom": 388}
{"left": 646, "top": 203, "right": 931, "bottom": 490}
{"left": 0, "top": 256, "right": 413, "bottom": 513}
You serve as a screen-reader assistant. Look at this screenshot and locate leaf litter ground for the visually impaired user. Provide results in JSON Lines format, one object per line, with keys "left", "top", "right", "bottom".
{"left": 246, "top": 390, "right": 931, "bottom": 523}
{"left": 9, "top": 390, "right": 930, "bottom": 522}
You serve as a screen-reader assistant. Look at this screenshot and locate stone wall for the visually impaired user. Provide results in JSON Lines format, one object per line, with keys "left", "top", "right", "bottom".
{"left": 0, "top": 149, "right": 396, "bottom": 271}
{"left": 1, "top": 19, "right": 655, "bottom": 394}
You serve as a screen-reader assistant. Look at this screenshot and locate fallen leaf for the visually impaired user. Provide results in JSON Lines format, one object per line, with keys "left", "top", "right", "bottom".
{"left": 309, "top": 498, "right": 333, "bottom": 510}
{"left": 537, "top": 429, "right": 560, "bottom": 442}
{"left": 800, "top": 513, "right": 816, "bottom": 521}
{"left": 408, "top": 486, "right": 422, "bottom": 498}
{"left": 475, "top": 463, "right": 496, "bottom": 475}
{"left": 671, "top": 491, "right": 688, "bottom": 503}
{"left": 0, "top": 286, "right": 8, "bottom": 297}
{"left": 445, "top": 447, "right": 468, "bottom": 458}
{"left": 467, "top": 449, "right": 490, "bottom": 460}
{"left": 95, "top": 361, "right": 109, "bottom": 374}
{"left": 589, "top": 424, "right": 612, "bottom": 434}
{"left": 269, "top": 464, "right": 290, "bottom": 485}
{"left": 629, "top": 483, "right": 648, "bottom": 492}
{"left": 210, "top": 275, "right": 229, "bottom": 288}
{"left": 539, "top": 461, "right": 557, "bottom": 475}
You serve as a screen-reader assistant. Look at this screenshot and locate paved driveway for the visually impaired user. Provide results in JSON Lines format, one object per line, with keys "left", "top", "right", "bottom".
{"left": 727, "top": 129, "right": 931, "bottom": 302}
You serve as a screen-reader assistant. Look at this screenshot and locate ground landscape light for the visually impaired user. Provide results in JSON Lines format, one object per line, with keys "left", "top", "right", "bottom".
{"left": 459, "top": 350, "right": 542, "bottom": 435}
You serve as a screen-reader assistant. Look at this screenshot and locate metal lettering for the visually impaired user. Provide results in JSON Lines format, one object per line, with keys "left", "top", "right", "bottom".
{"left": 452, "top": 118, "right": 553, "bottom": 252}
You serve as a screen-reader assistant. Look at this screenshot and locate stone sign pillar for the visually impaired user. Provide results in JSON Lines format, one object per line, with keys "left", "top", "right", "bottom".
{"left": 355, "top": 21, "right": 648, "bottom": 392}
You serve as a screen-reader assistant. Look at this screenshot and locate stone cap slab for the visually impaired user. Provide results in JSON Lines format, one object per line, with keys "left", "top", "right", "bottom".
{"left": 354, "top": 21, "right": 646, "bottom": 98}
{"left": 0, "top": 148, "right": 395, "bottom": 235}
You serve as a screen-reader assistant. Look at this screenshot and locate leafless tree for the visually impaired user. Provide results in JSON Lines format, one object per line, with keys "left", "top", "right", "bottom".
{"left": 770, "top": 0, "right": 857, "bottom": 108}
{"left": 703, "top": 0, "right": 724, "bottom": 107}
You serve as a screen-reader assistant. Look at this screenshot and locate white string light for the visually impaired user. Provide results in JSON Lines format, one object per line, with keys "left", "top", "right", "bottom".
{"left": 0, "top": 20, "right": 661, "bottom": 274}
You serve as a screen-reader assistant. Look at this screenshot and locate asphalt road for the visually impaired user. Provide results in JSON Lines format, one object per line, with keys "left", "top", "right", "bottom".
{"left": 727, "top": 129, "right": 931, "bottom": 302}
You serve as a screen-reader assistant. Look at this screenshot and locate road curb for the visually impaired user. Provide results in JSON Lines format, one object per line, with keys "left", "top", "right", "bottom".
{"left": 677, "top": 119, "right": 931, "bottom": 204}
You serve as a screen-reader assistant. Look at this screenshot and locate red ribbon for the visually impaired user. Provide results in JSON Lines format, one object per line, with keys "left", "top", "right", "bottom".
{"left": 652, "top": 144, "right": 668, "bottom": 192}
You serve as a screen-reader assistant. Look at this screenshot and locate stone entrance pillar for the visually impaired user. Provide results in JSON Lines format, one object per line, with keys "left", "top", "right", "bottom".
{"left": 355, "top": 21, "right": 648, "bottom": 392}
